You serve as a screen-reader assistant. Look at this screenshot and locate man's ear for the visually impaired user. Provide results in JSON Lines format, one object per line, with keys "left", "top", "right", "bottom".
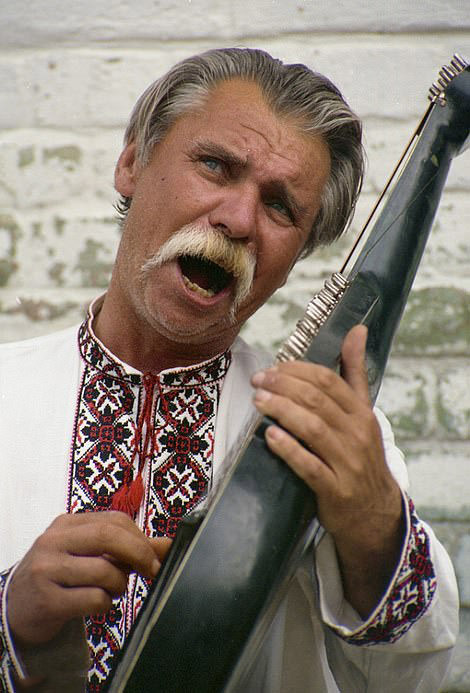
{"left": 114, "top": 143, "right": 139, "bottom": 197}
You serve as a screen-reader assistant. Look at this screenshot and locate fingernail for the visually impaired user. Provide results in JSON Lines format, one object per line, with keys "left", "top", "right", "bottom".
{"left": 254, "top": 388, "right": 271, "bottom": 403}
{"left": 266, "top": 425, "right": 283, "bottom": 441}
{"left": 152, "top": 558, "right": 160, "bottom": 576}
{"left": 251, "top": 371, "right": 266, "bottom": 387}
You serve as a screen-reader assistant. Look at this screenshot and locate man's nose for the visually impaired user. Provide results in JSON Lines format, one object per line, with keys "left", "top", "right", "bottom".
{"left": 208, "top": 185, "right": 258, "bottom": 240}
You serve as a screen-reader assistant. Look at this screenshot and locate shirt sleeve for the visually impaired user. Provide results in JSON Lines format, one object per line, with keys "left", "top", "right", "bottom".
{"left": 0, "top": 566, "right": 27, "bottom": 693}
{"left": 315, "top": 493, "right": 440, "bottom": 644}
{"left": 312, "top": 406, "right": 458, "bottom": 691}
{"left": 315, "top": 406, "right": 458, "bottom": 648}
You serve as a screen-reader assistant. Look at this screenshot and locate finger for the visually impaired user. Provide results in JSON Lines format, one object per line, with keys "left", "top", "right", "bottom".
{"left": 252, "top": 361, "right": 359, "bottom": 417}
{"left": 9, "top": 581, "right": 115, "bottom": 644}
{"left": 53, "top": 583, "right": 114, "bottom": 621}
{"left": 149, "top": 537, "right": 173, "bottom": 563}
{"left": 52, "top": 522, "right": 159, "bottom": 579}
{"left": 340, "top": 325, "right": 370, "bottom": 404}
{"left": 252, "top": 366, "right": 344, "bottom": 427}
{"left": 263, "top": 424, "right": 334, "bottom": 494}
{"left": 253, "top": 388, "right": 346, "bottom": 465}
{"left": 56, "top": 555, "right": 129, "bottom": 597}
{"left": 50, "top": 510, "right": 145, "bottom": 537}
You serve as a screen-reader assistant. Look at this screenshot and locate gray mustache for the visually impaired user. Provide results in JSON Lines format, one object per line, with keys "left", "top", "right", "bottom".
{"left": 141, "top": 223, "right": 256, "bottom": 318}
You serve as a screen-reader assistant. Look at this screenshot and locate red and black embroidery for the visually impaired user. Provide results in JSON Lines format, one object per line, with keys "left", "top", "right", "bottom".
{"left": 339, "top": 496, "right": 437, "bottom": 646}
{"left": 68, "top": 316, "right": 230, "bottom": 691}
{"left": 0, "top": 574, "right": 7, "bottom": 691}
{"left": 0, "top": 569, "right": 16, "bottom": 692}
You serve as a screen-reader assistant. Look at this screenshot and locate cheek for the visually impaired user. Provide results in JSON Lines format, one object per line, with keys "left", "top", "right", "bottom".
{"left": 151, "top": 184, "right": 206, "bottom": 230}
{"left": 257, "top": 234, "right": 302, "bottom": 283}
{"left": 252, "top": 257, "right": 292, "bottom": 300}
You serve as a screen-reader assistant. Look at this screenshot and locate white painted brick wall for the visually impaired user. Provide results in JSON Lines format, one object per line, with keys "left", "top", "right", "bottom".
{"left": 1, "top": 2, "right": 469, "bottom": 689}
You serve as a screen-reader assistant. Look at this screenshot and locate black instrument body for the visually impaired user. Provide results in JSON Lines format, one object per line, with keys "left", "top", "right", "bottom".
{"left": 107, "top": 64, "right": 470, "bottom": 693}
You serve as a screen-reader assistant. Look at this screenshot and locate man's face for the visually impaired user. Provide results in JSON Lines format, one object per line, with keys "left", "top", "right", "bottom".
{"left": 114, "top": 79, "right": 331, "bottom": 354}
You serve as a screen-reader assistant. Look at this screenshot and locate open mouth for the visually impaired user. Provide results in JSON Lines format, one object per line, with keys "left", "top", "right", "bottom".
{"left": 178, "top": 255, "right": 234, "bottom": 298}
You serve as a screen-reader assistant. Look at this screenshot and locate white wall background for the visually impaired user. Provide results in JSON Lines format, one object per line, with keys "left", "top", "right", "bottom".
{"left": 1, "top": 1, "right": 469, "bottom": 689}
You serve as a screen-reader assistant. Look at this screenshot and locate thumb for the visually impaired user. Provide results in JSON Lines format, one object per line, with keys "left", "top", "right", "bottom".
{"left": 149, "top": 537, "right": 173, "bottom": 562}
{"left": 340, "top": 324, "right": 370, "bottom": 404}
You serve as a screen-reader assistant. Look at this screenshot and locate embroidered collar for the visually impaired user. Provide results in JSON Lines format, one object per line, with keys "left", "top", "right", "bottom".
{"left": 78, "top": 296, "right": 232, "bottom": 388}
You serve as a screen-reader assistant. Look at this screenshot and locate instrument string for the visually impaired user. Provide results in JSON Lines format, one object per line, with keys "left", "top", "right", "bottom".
{"left": 341, "top": 102, "right": 434, "bottom": 275}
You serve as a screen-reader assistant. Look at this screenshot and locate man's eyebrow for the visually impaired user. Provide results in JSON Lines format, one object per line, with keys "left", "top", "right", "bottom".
{"left": 191, "top": 138, "right": 247, "bottom": 168}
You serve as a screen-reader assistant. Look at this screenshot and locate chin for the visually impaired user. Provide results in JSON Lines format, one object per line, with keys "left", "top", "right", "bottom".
{"left": 149, "top": 309, "right": 235, "bottom": 345}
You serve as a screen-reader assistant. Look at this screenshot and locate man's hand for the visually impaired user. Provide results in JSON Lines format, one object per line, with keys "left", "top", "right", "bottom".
{"left": 7, "top": 512, "right": 171, "bottom": 647}
{"left": 251, "top": 325, "right": 404, "bottom": 617}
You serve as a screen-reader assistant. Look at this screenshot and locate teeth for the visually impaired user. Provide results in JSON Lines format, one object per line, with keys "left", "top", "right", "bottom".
{"left": 182, "top": 275, "right": 215, "bottom": 298}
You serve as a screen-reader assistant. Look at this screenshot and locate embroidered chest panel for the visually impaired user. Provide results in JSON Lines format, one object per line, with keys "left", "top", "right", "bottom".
{"left": 68, "top": 321, "right": 230, "bottom": 691}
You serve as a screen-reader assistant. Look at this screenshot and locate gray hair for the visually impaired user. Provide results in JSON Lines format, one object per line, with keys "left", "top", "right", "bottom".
{"left": 118, "top": 47, "right": 364, "bottom": 258}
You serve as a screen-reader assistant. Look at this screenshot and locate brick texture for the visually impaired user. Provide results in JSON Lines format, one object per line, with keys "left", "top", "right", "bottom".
{"left": 1, "top": 5, "right": 469, "bottom": 689}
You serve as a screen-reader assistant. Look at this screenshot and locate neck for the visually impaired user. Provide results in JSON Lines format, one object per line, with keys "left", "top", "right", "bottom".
{"left": 92, "top": 292, "right": 235, "bottom": 374}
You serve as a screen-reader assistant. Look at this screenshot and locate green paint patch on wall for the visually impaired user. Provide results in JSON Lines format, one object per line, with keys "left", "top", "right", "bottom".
{"left": 395, "top": 287, "right": 470, "bottom": 355}
{"left": 75, "top": 239, "right": 113, "bottom": 287}
{"left": 18, "top": 146, "right": 35, "bottom": 168}
{"left": 0, "top": 214, "right": 22, "bottom": 287}
{"left": 0, "top": 259, "right": 18, "bottom": 287}
{"left": 48, "top": 261, "right": 66, "bottom": 286}
{"left": 54, "top": 217, "right": 66, "bottom": 235}
{"left": 391, "top": 386, "right": 429, "bottom": 438}
{"left": 4, "top": 297, "right": 77, "bottom": 322}
{"left": 43, "top": 146, "right": 82, "bottom": 166}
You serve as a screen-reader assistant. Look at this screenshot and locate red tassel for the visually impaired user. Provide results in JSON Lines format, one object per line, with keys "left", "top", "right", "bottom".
{"left": 111, "top": 473, "right": 144, "bottom": 517}
{"left": 111, "top": 373, "right": 157, "bottom": 518}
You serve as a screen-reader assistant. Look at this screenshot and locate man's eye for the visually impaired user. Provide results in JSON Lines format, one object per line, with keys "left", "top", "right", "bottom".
{"left": 201, "top": 157, "right": 222, "bottom": 172}
{"left": 268, "top": 200, "right": 292, "bottom": 220}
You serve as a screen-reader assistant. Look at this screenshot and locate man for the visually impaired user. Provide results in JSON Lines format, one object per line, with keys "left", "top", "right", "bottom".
{"left": 0, "top": 48, "right": 458, "bottom": 691}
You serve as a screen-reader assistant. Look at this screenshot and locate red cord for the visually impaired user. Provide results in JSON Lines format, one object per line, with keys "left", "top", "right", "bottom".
{"left": 111, "top": 373, "right": 157, "bottom": 517}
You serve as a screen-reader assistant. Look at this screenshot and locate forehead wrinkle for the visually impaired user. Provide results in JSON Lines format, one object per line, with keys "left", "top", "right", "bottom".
{"left": 241, "top": 121, "right": 300, "bottom": 165}
{"left": 241, "top": 122, "right": 275, "bottom": 150}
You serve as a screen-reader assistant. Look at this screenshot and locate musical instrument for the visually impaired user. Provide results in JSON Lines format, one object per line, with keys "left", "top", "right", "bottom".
{"left": 107, "top": 55, "right": 470, "bottom": 692}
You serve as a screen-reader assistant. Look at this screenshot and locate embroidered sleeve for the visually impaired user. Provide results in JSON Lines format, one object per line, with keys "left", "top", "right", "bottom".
{"left": 338, "top": 495, "right": 437, "bottom": 646}
{"left": 0, "top": 567, "right": 24, "bottom": 693}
